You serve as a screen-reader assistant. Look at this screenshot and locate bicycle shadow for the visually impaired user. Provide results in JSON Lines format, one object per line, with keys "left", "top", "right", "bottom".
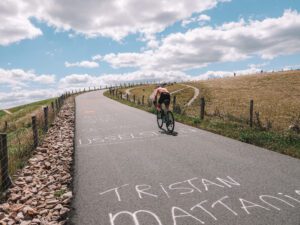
{"left": 159, "top": 129, "right": 178, "bottom": 136}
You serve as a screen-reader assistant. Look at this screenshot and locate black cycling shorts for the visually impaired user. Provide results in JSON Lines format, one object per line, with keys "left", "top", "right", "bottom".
{"left": 158, "top": 92, "right": 170, "bottom": 105}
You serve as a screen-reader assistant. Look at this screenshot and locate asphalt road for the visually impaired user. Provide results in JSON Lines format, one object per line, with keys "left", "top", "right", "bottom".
{"left": 71, "top": 90, "right": 300, "bottom": 225}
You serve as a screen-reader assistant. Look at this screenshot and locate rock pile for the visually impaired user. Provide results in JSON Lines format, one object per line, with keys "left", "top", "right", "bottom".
{"left": 0, "top": 97, "right": 75, "bottom": 225}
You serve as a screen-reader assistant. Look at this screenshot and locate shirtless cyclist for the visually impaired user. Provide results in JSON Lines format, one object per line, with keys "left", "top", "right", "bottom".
{"left": 153, "top": 84, "right": 171, "bottom": 112}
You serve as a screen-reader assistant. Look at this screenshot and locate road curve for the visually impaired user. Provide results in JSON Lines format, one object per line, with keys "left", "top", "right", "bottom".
{"left": 71, "top": 90, "right": 300, "bottom": 225}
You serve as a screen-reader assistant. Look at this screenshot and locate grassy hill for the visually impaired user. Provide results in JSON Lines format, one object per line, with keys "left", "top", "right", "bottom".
{"left": 186, "top": 70, "right": 300, "bottom": 131}
{"left": 0, "top": 98, "right": 56, "bottom": 130}
{"left": 106, "top": 70, "right": 300, "bottom": 159}
{"left": 0, "top": 97, "right": 58, "bottom": 178}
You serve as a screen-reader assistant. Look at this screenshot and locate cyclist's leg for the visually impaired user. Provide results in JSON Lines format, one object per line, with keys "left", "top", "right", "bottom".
{"left": 156, "top": 103, "right": 162, "bottom": 111}
{"left": 165, "top": 93, "right": 171, "bottom": 111}
{"left": 157, "top": 95, "right": 164, "bottom": 111}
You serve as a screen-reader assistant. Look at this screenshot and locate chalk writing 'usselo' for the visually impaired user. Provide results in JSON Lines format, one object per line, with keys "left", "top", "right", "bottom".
{"left": 99, "top": 176, "right": 300, "bottom": 225}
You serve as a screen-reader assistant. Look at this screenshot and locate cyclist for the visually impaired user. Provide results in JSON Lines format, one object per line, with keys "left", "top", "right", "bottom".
{"left": 152, "top": 84, "right": 171, "bottom": 112}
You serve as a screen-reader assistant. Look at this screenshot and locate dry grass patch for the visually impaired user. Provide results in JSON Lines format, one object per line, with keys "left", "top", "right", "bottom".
{"left": 0, "top": 98, "right": 57, "bottom": 179}
{"left": 186, "top": 71, "right": 300, "bottom": 131}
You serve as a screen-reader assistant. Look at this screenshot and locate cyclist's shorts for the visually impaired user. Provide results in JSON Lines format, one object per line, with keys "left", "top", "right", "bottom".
{"left": 158, "top": 92, "right": 171, "bottom": 105}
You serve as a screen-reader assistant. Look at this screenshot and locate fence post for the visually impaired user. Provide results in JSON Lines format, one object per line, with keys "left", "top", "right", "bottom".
{"left": 142, "top": 95, "right": 145, "bottom": 105}
{"left": 133, "top": 95, "right": 135, "bottom": 103}
{"left": 200, "top": 97, "right": 205, "bottom": 120}
{"left": 43, "top": 106, "right": 49, "bottom": 132}
{"left": 4, "top": 121, "right": 8, "bottom": 132}
{"left": 32, "top": 116, "right": 38, "bottom": 148}
{"left": 0, "top": 133, "right": 12, "bottom": 191}
{"left": 55, "top": 99, "right": 59, "bottom": 111}
{"left": 51, "top": 102, "right": 55, "bottom": 114}
{"left": 173, "top": 95, "right": 177, "bottom": 107}
{"left": 250, "top": 99, "right": 254, "bottom": 127}
{"left": 127, "top": 94, "right": 129, "bottom": 101}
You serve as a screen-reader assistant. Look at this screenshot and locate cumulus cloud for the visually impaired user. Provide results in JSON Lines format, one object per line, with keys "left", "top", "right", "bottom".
{"left": 91, "top": 55, "right": 102, "bottom": 61}
{"left": 102, "top": 10, "right": 300, "bottom": 71}
{"left": 181, "top": 14, "right": 211, "bottom": 27}
{"left": 1, "top": 62, "right": 291, "bottom": 109}
{"left": 38, "top": 0, "right": 225, "bottom": 40}
{"left": 0, "top": 89, "right": 57, "bottom": 109}
{"left": 59, "top": 70, "right": 190, "bottom": 89}
{"left": 58, "top": 62, "right": 273, "bottom": 90}
{"left": 0, "top": 68, "right": 55, "bottom": 87}
{"left": 0, "top": 0, "right": 42, "bottom": 45}
{"left": 2, "top": 0, "right": 227, "bottom": 45}
{"left": 65, "top": 61, "right": 99, "bottom": 68}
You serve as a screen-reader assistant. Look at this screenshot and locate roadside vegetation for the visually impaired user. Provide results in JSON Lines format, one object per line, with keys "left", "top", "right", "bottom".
{"left": 0, "top": 98, "right": 57, "bottom": 180}
{"left": 105, "top": 70, "right": 300, "bottom": 159}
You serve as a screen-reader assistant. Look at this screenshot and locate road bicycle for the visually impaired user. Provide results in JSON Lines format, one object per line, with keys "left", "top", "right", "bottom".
{"left": 156, "top": 100, "right": 175, "bottom": 133}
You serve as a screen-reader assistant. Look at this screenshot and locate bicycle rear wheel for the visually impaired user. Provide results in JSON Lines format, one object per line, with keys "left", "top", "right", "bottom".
{"left": 166, "top": 111, "right": 175, "bottom": 133}
{"left": 157, "top": 110, "right": 164, "bottom": 129}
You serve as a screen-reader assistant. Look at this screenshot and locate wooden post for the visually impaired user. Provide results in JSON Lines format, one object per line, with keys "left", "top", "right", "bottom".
{"left": 250, "top": 99, "right": 254, "bottom": 127}
{"left": 0, "top": 133, "right": 12, "bottom": 191}
{"left": 4, "top": 121, "right": 8, "bottom": 132}
{"left": 200, "top": 97, "right": 205, "bottom": 120}
{"left": 133, "top": 95, "right": 135, "bottom": 103}
{"left": 55, "top": 99, "right": 59, "bottom": 111}
{"left": 126, "top": 94, "right": 129, "bottom": 101}
{"left": 142, "top": 95, "right": 145, "bottom": 105}
{"left": 43, "top": 106, "right": 49, "bottom": 132}
{"left": 51, "top": 102, "right": 55, "bottom": 113}
{"left": 32, "top": 116, "right": 38, "bottom": 148}
{"left": 173, "top": 95, "right": 177, "bottom": 107}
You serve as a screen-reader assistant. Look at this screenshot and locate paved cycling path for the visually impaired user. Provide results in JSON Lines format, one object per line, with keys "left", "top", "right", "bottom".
{"left": 71, "top": 90, "right": 300, "bottom": 225}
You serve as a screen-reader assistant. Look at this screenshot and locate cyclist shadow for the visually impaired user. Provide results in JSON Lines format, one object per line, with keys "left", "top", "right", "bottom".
{"left": 159, "top": 129, "right": 178, "bottom": 136}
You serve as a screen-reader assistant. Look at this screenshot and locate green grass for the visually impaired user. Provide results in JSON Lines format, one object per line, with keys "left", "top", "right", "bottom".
{"left": 9, "top": 98, "right": 55, "bottom": 113}
{"left": 0, "top": 97, "right": 59, "bottom": 184}
{"left": 0, "top": 110, "right": 5, "bottom": 119}
{"left": 54, "top": 189, "right": 66, "bottom": 198}
{"left": 1, "top": 98, "right": 57, "bottom": 131}
{"left": 105, "top": 90, "right": 300, "bottom": 159}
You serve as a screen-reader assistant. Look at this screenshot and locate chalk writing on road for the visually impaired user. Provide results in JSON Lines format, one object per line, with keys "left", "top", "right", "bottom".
{"left": 77, "top": 128, "right": 198, "bottom": 146}
{"left": 99, "top": 175, "right": 300, "bottom": 225}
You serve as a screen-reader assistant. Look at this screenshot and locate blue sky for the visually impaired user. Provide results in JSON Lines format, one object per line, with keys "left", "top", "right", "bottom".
{"left": 0, "top": 0, "right": 299, "bottom": 108}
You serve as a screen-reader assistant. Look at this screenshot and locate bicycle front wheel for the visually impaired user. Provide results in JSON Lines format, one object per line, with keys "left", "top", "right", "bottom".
{"left": 166, "top": 111, "right": 175, "bottom": 133}
{"left": 157, "top": 110, "right": 163, "bottom": 129}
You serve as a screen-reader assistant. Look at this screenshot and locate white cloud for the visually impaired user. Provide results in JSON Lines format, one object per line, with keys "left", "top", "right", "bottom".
{"left": 0, "top": 68, "right": 55, "bottom": 87}
{"left": 0, "top": 0, "right": 42, "bottom": 45}
{"left": 91, "top": 54, "right": 102, "bottom": 61}
{"left": 2, "top": 0, "right": 227, "bottom": 45}
{"left": 65, "top": 60, "right": 99, "bottom": 68}
{"left": 59, "top": 70, "right": 190, "bottom": 90}
{"left": 103, "top": 10, "right": 300, "bottom": 71}
{"left": 182, "top": 14, "right": 211, "bottom": 27}
{"left": 0, "top": 89, "right": 57, "bottom": 109}
{"left": 37, "top": 0, "right": 225, "bottom": 40}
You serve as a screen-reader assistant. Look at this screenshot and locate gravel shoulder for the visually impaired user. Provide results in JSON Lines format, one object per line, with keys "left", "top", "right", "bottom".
{"left": 0, "top": 97, "right": 75, "bottom": 225}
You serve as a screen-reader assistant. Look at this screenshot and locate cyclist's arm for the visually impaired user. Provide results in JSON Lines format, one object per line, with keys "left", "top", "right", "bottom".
{"left": 154, "top": 89, "right": 160, "bottom": 101}
{"left": 153, "top": 89, "right": 159, "bottom": 105}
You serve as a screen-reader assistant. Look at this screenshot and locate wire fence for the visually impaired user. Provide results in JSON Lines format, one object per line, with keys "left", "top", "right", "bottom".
{"left": 108, "top": 82, "right": 300, "bottom": 133}
{"left": 0, "top": 87, "right": 98, "bottom": 194}
{"left": 0, "top": 87, "right": 111, "bottom": 193}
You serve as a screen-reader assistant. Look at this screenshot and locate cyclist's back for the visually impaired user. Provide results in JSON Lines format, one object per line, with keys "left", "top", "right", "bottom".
{"left": 153, "top": 86, "right": 171, "bottom": 111}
